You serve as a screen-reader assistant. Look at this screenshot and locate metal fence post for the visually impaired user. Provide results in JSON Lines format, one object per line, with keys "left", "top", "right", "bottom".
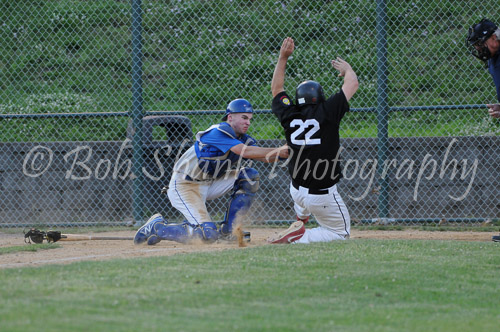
{"left": 131, "top": 0, "right": 144, "bottom": 226}
{"left": 376, "top": 0, "right": 389, "bottom": 219}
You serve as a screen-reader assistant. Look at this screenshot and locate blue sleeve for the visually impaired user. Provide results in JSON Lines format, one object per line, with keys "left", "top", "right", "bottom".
{"left": 200, "top": 129, "right": 243, "bottom": 153}
{"left": 495, "top": 76, "right": 500, "bottom": 103}
{"left": 488, "top": 55, "right": 500, "bottom": 102}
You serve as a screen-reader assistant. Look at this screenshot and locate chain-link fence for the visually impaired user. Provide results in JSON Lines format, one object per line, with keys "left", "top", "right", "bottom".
{"left": 1, "top": 0, "right": 499, "bottom": 228}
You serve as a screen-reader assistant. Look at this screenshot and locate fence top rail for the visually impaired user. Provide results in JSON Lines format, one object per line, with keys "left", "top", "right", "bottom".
{"left": 0, "top": 104, "right": 488, "bottom": 119}
{"left": 0, "top": 112, "right": 130, "bottom": 119}
{"left": 388, "top": 104, "right": 487, "bottom": 112}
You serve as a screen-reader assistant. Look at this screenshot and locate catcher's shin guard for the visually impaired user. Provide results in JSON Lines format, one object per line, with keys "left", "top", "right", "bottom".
{"left": 155, "top": 221, "right": 192, "bottom": 244}
{"left": 220, "top": 168, "right": 259, "bottom": 236}
{"left": 192, "top": 222, "right": 219, "bottom": 243}
{"left": 155, "top": 221, "right": 219, "bottom": 244}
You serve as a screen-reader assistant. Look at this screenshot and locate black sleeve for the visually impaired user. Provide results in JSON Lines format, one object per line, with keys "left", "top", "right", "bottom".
{"left": 324, "top": 89, "right": 349, "bottom": 122}
{"left": 271, "top": 91, "right": 294, "bottom": 123}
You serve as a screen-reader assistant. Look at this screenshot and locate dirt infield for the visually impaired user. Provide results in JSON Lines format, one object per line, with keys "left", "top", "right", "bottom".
{"left": 0, "top": 228, "right": 497, "bottom": 269}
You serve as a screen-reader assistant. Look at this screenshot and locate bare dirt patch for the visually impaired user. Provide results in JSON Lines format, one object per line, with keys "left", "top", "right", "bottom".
{"left": 0, "top": 228, "right": 497, "bottom": 269}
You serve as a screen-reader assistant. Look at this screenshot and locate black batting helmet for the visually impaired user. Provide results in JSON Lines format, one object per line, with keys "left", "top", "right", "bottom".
{"left": 466, "top": 18, "right": 498, "bottom": 61}
{"left": 295, "top": 80, "right": 325, "bottom": 106}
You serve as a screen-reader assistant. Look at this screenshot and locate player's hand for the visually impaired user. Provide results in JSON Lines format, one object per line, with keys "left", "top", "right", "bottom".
{"left": 280, "top": 37, "right": 294, "bottom": 59}
{"left": 331, "top": 57, "right": 353, "bottom": 77}
{"left": 278, "top": 144, "right": 289, "bottom": 159}
{"left": 486, "top": 104, "right": 500, "bottom": 118}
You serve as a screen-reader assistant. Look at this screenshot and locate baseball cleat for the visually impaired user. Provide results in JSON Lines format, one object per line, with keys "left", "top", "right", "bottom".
{"left": 134, "top": 213, "right": 165, "bottom": 245}
{"left": 492, "top": 234, "right": 500, "bottom": 242}
{"left": 268, "top": 221, "right": 305, "bottom": 244}
{"left": 297, "top": 215, "right": 310, "bottom": 224}
{"left": 146, "top": 234, "right": 162, "bottom": 246}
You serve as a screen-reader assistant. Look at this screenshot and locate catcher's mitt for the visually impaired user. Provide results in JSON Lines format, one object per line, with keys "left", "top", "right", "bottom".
{"left": 24, "top": 228, "right": 62, "bottom": 244}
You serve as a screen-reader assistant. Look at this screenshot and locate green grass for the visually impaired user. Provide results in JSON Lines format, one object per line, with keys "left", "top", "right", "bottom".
{"left": 1, "top": 240, "right": 499, "bottom": 332}
{"left": 355, "top": 224, "right": 500, "bottom": 232}
{"left": 0, "top": 243, "right": 60, "bottom": 255}
{"left": 0, "top": 227, "right": 134, "bottom": 235}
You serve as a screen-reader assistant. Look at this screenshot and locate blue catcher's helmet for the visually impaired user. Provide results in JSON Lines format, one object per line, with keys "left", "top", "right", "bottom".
{"left": 222, "top": 98, "right": 254, "bottom": 121}
{"left": 295, "top": 80, "right": 325, "bottom": 106}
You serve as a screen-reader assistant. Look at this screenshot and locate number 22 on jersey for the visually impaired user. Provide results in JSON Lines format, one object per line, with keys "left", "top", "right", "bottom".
{"left": 290, "top": 119, "right": 321, "bottom": 145}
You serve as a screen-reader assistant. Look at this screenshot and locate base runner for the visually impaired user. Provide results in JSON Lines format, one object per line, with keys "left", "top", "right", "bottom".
{"left": 268, "top": 37, "right": 359, "bottom": 244}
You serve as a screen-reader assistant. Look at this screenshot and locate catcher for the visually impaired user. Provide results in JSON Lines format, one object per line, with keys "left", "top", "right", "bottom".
{"left": 134, "top": 98, "right": 288, "bottom": 245}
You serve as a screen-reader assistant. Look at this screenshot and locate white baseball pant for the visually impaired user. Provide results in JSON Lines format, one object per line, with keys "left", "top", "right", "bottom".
{"left": 167, "top": 171, "right": 238, "bottom": 225}
{"left": 290, "top": 182, "right": 350, "bottom": 243}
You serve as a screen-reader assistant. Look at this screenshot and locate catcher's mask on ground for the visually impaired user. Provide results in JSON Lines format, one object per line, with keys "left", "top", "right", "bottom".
{"left": 295, "top": 80, "right": 325, "bottom": 106}
{"left": 466, "top": 18, "right": 498, "bottom": 62}
{"left": 23, "top": 228, "right": 62, "bottom": 244}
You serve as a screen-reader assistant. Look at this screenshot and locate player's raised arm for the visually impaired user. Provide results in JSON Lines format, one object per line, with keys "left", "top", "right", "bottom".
{"left": 332, "top": 57, "right": 359, "bottom": 101}
{"left": 271, "top": 37, "right": 295, "bottom": 98}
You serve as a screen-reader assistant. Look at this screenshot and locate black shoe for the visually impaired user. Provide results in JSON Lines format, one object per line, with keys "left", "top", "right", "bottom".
{"left": 493, "top": 235, "right": 500, "bottom": 242}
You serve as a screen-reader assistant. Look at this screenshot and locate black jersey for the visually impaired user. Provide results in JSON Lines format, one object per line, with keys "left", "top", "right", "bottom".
{"left": 272, "top": 90, "right": 349, "bottom": 190}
